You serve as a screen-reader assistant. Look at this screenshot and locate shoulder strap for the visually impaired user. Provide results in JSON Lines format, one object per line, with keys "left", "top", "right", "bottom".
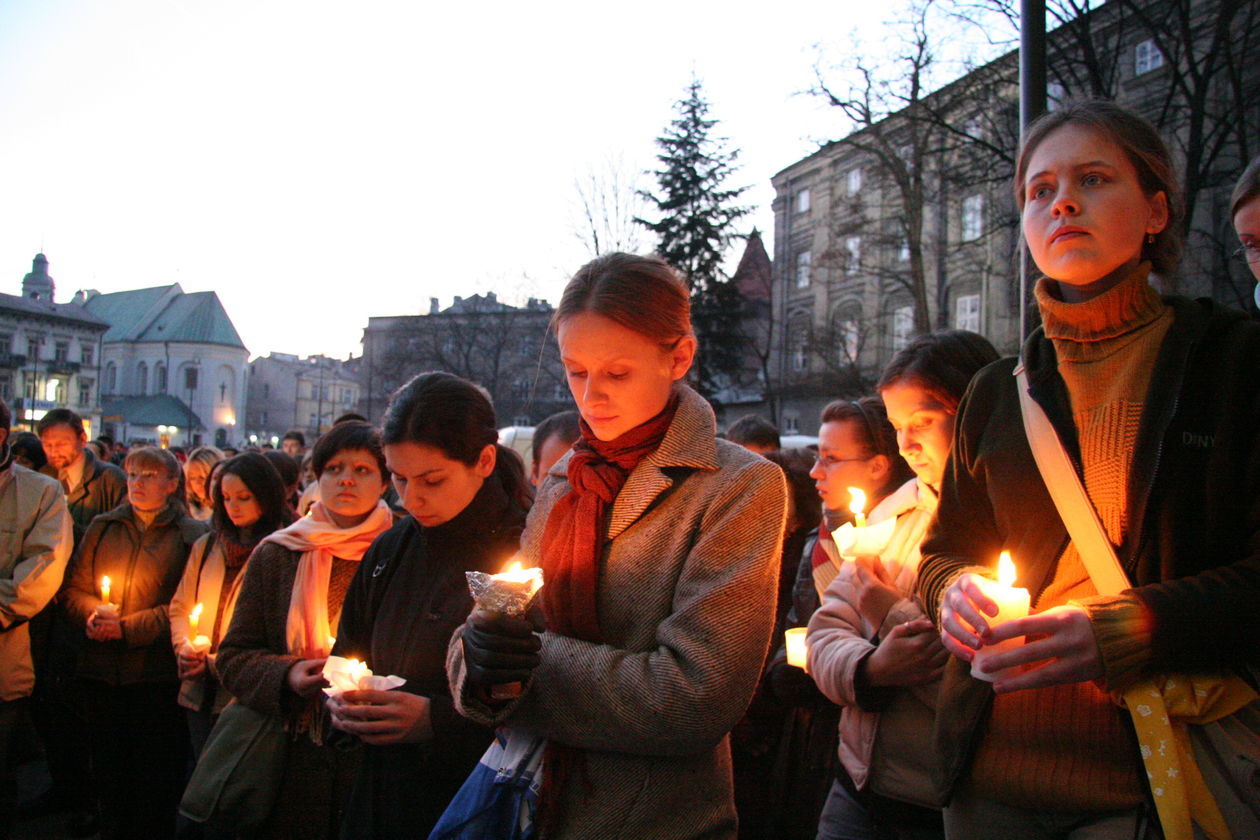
{"left": 1014, "top": 363, "right": 1132, "bottom": 596}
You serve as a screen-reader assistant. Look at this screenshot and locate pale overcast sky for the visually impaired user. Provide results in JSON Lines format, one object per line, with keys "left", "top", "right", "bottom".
{"left": 0, "top": 0, "right": 997, "bottom": 360}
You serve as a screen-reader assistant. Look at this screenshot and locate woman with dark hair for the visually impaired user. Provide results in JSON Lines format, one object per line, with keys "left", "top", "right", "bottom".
{"left": 808, "top": 330, "right": 998, "bottom": 840}
{"left": 445, "top": 252, "right": 788, "bottom": 838}
{"left": 324, "top": 371, "right": 530, "bottom": 838}
{"left": 919, "top": 101, "right": 1260, "bottom": 837}
{"left": 61, "top": 446, "right": 207, "bottom": 840}
{"left": 169, "top": 452, "right": 294, "bottom": 754}
{"left": 9, "top": 430, "right": 47, "bottom": 471}
{"left": 216, "top": 421, "right": 394, "bottom": 839}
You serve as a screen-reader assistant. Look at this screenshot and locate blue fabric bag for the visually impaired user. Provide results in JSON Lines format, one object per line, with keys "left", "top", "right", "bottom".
{"left": 428, "top": 728, "right": 545, "bottom": 840}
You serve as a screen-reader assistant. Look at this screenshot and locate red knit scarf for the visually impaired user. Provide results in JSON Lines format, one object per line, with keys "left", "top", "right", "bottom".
{"left": 536, "top": 392, "right": 679, "bottom": 826}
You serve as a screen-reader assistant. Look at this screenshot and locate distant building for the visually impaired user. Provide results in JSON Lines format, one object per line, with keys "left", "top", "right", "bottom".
{"left": 1, "top": 254, "right": 109, "bottom": 433}
{"left": 246, "top": 353, "right": 361, "bottom": 446}
{"left": 82, "top": 283, "right": 248, "bottom": 448}
{"left": 360, "top": 292, "right": 569, "bottom": 427}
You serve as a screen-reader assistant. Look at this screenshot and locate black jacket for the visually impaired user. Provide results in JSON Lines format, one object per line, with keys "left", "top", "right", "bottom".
{"left": 333, "top": 473, "right": 528, "bottom": 840}
{"left": 916, "top": 294, "right": 1260, "bottom": 799}
{"left": 44, "top": 449, "right": 128, "bottom": 546}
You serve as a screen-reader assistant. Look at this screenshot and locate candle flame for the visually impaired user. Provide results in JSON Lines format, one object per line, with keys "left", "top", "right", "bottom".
{"left": 504, "top": 559, "right": 523, "bottom": 574}
{"left": 847, "top": 487, "right": 867, "bottom": 517}
{"left": 346, "top": 657, "right": 370, "bottom": 687}
{"left": 190, "top": 603, "right": 204, "bottom": 623}
{"left": 100, "top": 575, "right": 111, "bottom": 602}
{"left": 997, "top": 551, "right": 1016, "bottom": 586}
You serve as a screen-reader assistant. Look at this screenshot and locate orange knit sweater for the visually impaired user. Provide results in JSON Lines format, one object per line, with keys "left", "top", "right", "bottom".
{"left": 969, "top": 264, "right": 1171, "bottom": 811}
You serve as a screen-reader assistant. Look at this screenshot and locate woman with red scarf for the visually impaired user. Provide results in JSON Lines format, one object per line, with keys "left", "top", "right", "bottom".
{"left": 448, "top": 253, "right": 788, "bottom": 838}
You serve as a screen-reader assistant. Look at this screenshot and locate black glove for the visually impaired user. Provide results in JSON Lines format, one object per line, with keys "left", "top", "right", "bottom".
{"left": 462, "top": 608, "right": 543, "bottom": 693}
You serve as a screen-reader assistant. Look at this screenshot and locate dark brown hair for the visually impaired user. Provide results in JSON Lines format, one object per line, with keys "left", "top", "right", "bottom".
{"left": 311, "top": 421, "right": 387, "bottom": 481}
{"left": 553, "top": 253, "right": 692, "bottom": 347}
{"left": 820, "top": 397, "right": 915, "bottom": 489}
{"left": 1014, "top": 100, "right": 1183, "bottom": 276}
{"left": 382, "top": 371, "right": 532, "bottom": 510}
{"left": 1231, "top": 156, "right": 1260, "bottom": 219}
{"left": 877, "top": 330, "right": 1000, "bottom": 414}
{"left": 211, "top": 452, "right": 294, "bottom": 541}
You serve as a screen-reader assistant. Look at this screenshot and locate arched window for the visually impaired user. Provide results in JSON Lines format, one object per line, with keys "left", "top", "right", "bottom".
{"left": 155, "top": 363, "right": 167, "bottom": 393}
{"left": 104, "top": 362, "right": 117, "bottom": 394}
{"left": 137, "top": 362, "right": 148, "bottom": 396}
{"left": 832, "top": 303, "right": 862, "bottom": 366}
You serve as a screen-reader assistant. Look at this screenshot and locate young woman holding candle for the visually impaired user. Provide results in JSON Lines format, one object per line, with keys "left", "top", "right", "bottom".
{"left": 446, "top": 252, "right": 788, "bottom": 838}
{"left": 61, "top": 446, "right": 208, "bottom": 840}
{"left": 807, "top": 330, "right": 997, "bottom": 840}
{"left": 916, "top": 101, "right": 1260, "bottom": 838}
{"left": 216, "top": 421, "right": 394, "bottom": 839}
{"left": 169, "top": 452, "right": 294, "bottom": 755}
{"left": 323, "top": 372, "right": 531, "bottom": 838}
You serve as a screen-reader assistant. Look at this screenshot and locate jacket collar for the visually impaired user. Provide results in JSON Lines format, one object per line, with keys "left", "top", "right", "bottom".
{"left": 548, "top": 384, "right": 718, "bottom": 540}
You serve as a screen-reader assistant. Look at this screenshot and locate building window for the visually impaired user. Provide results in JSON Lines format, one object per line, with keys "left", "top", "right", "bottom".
{"left": 846, "top": 168, "right": 862, "bottom": 195}
{"left": 81, "top": 344, "right": 94, "bottom": 366}
{"left": 1048, "top": 82, "right": 1066, "bottom": 111}
{"left": 262, "top": 383, "right": 270, "bottom": 399}
{"left": 838, "top": 316, "right": 860, "bottom": 365}
{"left": 79, "top": 379, "right": 92, "bottom": 407}
{"left": 965, "top": 117, "right": 982, "bottom": 139}
{"left": 955, "top": 294, "right": 981, "bottom": 333}
{"left": 261, "top": 410, "right": 269, "bottom": 425}
{"left": 898, "top": 145, "right": 914, "bottom": 172}
{"left": 791, "top": 328, "right": 809, "bottom": 372}
{"left": 796, "top": 189, "right": 811, "bottom": 213}
{"left": 898, "top": 238, "right": 911, "bottom": 262}
{"left": 54, "top": 342, "right": 69, "bottom": 363}
{"left": 105, "top": 362, "right": 116, "bottom": 394}
{"left": 782, "top": 413, "right": 800, "bottom": 435}
{"left": 26, "top": 338, "right": 40, "bottom": 360}
{"left": 1135, "top": 39, "right": 1163, "bottom": 75}
{"left": 155, "top": 363, "right": 167, "bottom": 393}
{"left": 893, "top": 306, "right": 914, "bottom": 352}
{"left": 0, "top": 334, "right": 10, "bottom": 357}
{"left": 0, "top": 375, "right": 10, "bottom": 400}
{"left": 185, "top": 367, "right": 199, "bottom": 390}
{"left": 845, "top": 237, "right": 862, "bottom": 274}
{"left": 962, "top": 194, "right": 984, "bottom": 241}
{"left": 795, "top": 251, "right": 812, "bottom": 289}
{"left": 513, "top": 415, "right": 531, "bottom": 427}
{"left": 137, "top": 362, "right": 148, "bottom": 396}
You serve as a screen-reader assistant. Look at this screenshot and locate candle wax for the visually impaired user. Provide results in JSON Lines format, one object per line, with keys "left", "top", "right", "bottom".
{"left": 785, "top": 627, "right": 809, "bottom": 672}
{"left": 970, "top": 581, "right": 1031, "bottom": 683}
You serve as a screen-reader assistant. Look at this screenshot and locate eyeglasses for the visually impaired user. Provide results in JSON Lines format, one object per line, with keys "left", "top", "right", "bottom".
{"left": 126, "top": 470, "right": 165, "bottom": 483}
{"left": 814, "top": 454, "right": 875, "bottom": 468}
{"left": 1233, "top": 244, "right": 1260, "bottom": 265}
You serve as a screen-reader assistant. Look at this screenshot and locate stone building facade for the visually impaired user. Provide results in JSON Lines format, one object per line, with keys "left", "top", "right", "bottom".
{"left": 246, "top": 353, "right": 361, "bottom": 446}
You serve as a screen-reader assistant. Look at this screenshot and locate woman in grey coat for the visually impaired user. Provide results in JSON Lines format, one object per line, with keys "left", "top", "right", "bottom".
{"left": 449, "top": 253, "right": 788, "bottom": 839}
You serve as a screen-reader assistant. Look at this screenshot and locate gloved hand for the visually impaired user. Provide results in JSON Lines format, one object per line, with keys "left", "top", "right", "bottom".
{"left": 461, "top": 608, "right": 544, "bottom": 695}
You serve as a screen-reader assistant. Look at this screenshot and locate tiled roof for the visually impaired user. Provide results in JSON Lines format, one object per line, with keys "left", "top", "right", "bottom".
{"left": 101, "top": 394, "right": 204, "bottom": 429}
{"left": 0, "top": 291, "right": 110, "bottom": 328}
{"left": 84, "top": 285, "right": 246, "bottom": 349}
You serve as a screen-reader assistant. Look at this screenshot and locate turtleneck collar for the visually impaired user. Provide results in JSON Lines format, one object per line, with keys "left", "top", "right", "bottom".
{"left": 1035, "top": 262, "right": 1166, "bottom": 344}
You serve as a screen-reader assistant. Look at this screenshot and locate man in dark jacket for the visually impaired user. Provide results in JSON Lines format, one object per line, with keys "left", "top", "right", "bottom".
{"left": 24, "top": 412, "right": 127, "bottom": 833}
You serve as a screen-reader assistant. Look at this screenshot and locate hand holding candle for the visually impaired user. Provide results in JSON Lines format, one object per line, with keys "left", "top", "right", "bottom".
{"left": 96, "top": 575, "right": 119, "bottom": 621}
{"left": 969, "top": 551, "right": 1031, "bottom": 683}
{"left": 180, "top": 602, "right": 212, "bottom": 655}
{"left": 464, "top": 559, "right": 545, "bottom": 701}
{"left": 322, "top": 655, "right": 405, "bottom": 700}
{"left": 831, "top": 488, "right": 896, "bottom": 559}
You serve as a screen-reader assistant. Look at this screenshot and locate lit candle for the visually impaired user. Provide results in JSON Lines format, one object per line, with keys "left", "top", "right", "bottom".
{"left": 785, "top": 627, "right": 809, "bottom": 672}
{"left": 188, "top": 603, "right": 203, "bottom": 639}
{"left": 100, "top": 575, "right": 112, "bottom": 605}
{"left": 465, "top": 558, "right": 545, "bottom": 700}
{"left": 848, "top": 487, "right": 867, "bottom": 528}
{"left": 970, "top": 551, "right": 1032, "bottom": 683}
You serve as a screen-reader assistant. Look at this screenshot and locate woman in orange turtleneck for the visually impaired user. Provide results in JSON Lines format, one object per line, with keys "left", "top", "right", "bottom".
{"left": 916, "top": 101, "right": 1260, "bottom": 838}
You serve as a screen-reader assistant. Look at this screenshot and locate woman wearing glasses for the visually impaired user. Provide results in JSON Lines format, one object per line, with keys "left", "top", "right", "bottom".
{"left": 62, "top": 446, "right": 208, "bottom": 840}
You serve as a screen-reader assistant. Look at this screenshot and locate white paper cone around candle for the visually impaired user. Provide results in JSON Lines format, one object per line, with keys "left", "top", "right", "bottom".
{"left": 970, "top": 551, "right": 1032, "bottom": 683}
{"left": 785, "top": 627, "right": 809, "bottom": 672}
{"left": 181, "top": 635, "right": 212, "bottom": 656}
{"left": 831, "top": 517, "right": 897, "bottom": 559}
{"left": 322, "top": 655, "right": 406, "bottom": 700}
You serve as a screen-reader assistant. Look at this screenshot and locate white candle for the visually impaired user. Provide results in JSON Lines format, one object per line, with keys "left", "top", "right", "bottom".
{"left": 848, "top": 487, "right": 867, "bottom": 528}
{"left": 100, "top": 575, "right": 112, "bottom": 605}
{"left": 970, "top": 551, "right": 1031, "bottom": 682}
{"left": 785, "top": 627, "right": 809, "bottom": 672}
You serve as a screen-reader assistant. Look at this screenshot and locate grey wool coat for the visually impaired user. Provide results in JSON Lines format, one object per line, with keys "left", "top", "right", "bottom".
{"left": 448, "top": 385, "right": 788, "bottom": 839}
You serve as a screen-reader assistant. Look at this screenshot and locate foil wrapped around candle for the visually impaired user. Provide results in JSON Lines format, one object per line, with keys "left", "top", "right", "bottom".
{"left": 322, "top": 655, "right": 406, "bottom": 699}
{"left": 466, "top": 564, "right": 544, "bottom": 616}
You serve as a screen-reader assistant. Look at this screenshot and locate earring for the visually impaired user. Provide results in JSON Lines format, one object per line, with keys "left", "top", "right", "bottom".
{"left": 1147, "top": 233, "right": 1156, "bottom": 245}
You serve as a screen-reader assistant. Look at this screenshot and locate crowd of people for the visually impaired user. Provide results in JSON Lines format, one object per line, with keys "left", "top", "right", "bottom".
{"left": 0, "top": 101, "right": 1257, "bottom": 840}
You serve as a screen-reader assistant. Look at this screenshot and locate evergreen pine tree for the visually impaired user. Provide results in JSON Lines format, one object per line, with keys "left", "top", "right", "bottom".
{"left": 637, "top": 78, "right": 751, "bottom": 401}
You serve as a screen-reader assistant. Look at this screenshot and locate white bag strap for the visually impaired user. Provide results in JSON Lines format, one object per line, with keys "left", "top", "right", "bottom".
{"left": 1014, "top": 362, "right": 1132, "bottom": 596}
